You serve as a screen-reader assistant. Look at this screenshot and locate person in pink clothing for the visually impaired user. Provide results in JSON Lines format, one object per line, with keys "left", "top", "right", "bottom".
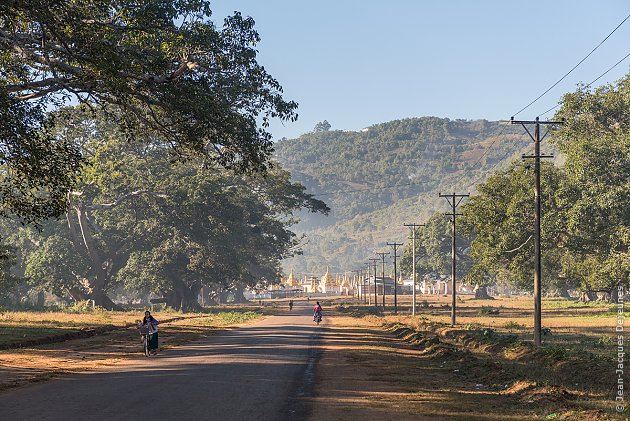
{"left": 313, "top": 301, "right": 322, "bottom": 321}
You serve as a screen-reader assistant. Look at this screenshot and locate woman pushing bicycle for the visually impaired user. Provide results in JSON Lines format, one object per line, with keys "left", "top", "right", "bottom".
{"left": 138, "top": 310, "right": 160, "bottom": 354}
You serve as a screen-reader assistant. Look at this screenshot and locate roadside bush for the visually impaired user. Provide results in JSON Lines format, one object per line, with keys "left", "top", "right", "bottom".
{"left": 477, "top": 306, "right": 500, "bottom": 315}
{"left": 543, "top": 346, "right": 568, "bottom": 361}
{"left": 64, "top": 300, "right": 107, "bottom": 314}
{"left": 504, "top": 321, "right": 526, "bottom": 331}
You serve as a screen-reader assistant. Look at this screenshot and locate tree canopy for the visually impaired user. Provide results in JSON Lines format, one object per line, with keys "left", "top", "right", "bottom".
{"left": 0, "top": 107, "right": 327, "bottom": 310}
{"left": 0, "top": 1, "right": 297, "bottom": 222}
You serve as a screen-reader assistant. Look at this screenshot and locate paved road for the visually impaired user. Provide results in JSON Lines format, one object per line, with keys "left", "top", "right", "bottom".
{"left": 0, "top": 302, "right": 322, "bottom": 421}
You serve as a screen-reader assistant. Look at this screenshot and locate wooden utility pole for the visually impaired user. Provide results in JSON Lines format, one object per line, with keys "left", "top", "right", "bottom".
{"left": 365, "top": 262, "right": 371, "bottom": 304}
{"left": 404, "top": 223, "right": 424, "bottom": 316}
{"left": 376, "top": 252, "right": 390, "bottom": 309}
{"left": 369, "top": 258, "right": 379, "bottom": 306}
{"left": 387, "top": 242, "right": 403, "bottom": 314}
{"left": 511, "top": 116, "right": 561, "bottom": 346}
{"left": 439, "top": 193, "right": 469, "bottom": 327}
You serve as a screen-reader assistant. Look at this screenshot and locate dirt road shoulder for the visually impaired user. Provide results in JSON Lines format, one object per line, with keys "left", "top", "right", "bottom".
{"left": 308, "top": 313, "right": 610, "bottom": 420}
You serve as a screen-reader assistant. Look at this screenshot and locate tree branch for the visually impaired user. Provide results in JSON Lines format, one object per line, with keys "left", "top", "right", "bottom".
{"left": 86, "top": 190, "right": 167, "bottom": 210}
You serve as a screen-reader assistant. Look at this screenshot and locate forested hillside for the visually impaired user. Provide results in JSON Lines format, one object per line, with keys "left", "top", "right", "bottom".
{"left": 274, "top": 117, "right": 542, "bottom": 274}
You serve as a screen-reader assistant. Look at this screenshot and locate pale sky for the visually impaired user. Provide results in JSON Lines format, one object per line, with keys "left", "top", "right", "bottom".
{"left": 210, "top": 1, "right": 630, "bottom": 140}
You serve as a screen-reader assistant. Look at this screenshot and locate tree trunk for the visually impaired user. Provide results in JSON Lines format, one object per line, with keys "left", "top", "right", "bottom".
{"left": 67, "top": 287, "right": 89, "bottom": 302}
{"left": 232, "top": 288, "right": 249, "bottom": 303}
{"left": 66, "top": 202, "right": 121, "bottom": 310}
{"left": 36, "top": 290, "right": 45, "bottom": 307}
{"left": 609, "top": 285, "right": 620, "bottom": 303}
{"left": 578, "top": 290, "right": 598, "bottom": 302}
{"left": 474, "top": 285, "right": 494, "bottom": 300}
{"left": 163, "top": 281, "right": 202, "bottom": 312}
{"left": 219, "top": 291, "right": 231, "bottom": 303}
{"left": 558, "top": 287, "right": 571, "bottom": 299}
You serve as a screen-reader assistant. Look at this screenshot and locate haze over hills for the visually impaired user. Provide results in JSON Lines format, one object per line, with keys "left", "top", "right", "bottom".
{"left": 275, "top": 116, "right": 546, "bottom": 276}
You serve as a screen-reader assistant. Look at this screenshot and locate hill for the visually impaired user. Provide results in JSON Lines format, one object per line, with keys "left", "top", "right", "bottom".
{"left": 274, "top": 116, "right": 538, "bottom": 276}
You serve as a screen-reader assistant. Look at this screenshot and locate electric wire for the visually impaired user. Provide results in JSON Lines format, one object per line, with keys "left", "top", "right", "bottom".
{"left": 312, "top": 16, "right": 630, "bottom": 199}
{"left": 539, "top": 50, "right": 630, "bottom": 118}
{"left": 512, "top": 11, "right": 630, "bottom": 118}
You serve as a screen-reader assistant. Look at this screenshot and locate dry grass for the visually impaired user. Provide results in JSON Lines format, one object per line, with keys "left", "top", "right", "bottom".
{"left": 323, "top": 295, "right": 622, "bottom": 420}
{"left": 0, "top": 306, "right": 265, "bottom": 391}
{"left": 338, "top": 295, "right": 619, "bottom": 358}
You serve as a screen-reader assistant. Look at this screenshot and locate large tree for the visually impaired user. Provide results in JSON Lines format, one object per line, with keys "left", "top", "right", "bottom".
{"left": 460, "top": 162, "right": 570, "bottom": 297}
{"left": 550, "top": 73, "right": 630, "bottom": 300}
{"left": 0, "top": 1, "right": 297, "bottom": 222}
{"left": 400, "top": 213, "right": 471, "bottom": 289}
{"left": 12, "top": 108, "right": 327, "bottom": 310}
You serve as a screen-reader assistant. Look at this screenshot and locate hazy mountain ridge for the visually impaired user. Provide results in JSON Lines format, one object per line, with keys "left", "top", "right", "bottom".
{"left": 274, "top": 116, "right": 534, "bottom": 275}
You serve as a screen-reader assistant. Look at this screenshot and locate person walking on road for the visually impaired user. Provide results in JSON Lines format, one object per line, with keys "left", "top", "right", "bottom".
{"left": 289, "top": 300, "right": 294, "bottom": 311}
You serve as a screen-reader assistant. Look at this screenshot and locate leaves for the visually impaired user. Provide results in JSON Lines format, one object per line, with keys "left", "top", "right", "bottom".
{"left": 0, "top": 1, "right": 297, "bottom": 221}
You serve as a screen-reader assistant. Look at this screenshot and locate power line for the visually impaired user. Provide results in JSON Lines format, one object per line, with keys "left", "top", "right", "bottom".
{"left": 453, "top": 46, "right": 630, "bottom": 191}
{"left": 538, "top": 50, "right": 630, "bottom": 118}
{"left": 313, "top": 17, "right": 630, "bottom": 200}
{"left": 512, "top": 11, "right": 630, "bottom": 118}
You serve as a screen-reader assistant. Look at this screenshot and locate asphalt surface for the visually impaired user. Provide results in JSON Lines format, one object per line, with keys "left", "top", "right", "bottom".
{"left": 0, "top": 301, "right": 323, "bottom": 421}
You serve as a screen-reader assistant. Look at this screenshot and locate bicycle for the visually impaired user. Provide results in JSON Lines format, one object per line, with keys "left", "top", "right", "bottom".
{"left": 137, "top": 324, "right": 151, "bottom": 357}
{"left": 314, "top": 312, "right": 322, "bottom": 325}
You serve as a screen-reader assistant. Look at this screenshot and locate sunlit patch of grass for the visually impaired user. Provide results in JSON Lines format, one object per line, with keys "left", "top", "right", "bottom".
{"left": 193, "top": 311, "right": 261, "bottom": 326}
{"left": 542, "top": 299, "right": 615, "bottom": 310}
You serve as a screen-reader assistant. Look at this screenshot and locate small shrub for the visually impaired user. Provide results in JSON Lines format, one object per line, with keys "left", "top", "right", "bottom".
{"left": 463, "top": 322, "right": 482, "bottom": 331}
{"left": 65, "top": 300, "right": 107, "bottom": 314}
{"left": 477, "top": 306, "right": 500, "bottom": 315}
{"left": 543, "top": 345, "right": 568, "bottom": 361}
{"left": 504, "top": 321, "right": 526, "bottom": 330}
{"left": 482, "top": 328, "right": 495, "bottom": 337}
{"left": 598, "top": 335, "right": 614, "bottom": 345}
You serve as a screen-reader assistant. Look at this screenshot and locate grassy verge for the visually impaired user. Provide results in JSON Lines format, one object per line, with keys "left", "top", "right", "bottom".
{"left": 333, "top": 296, "right": 621, "bottom": 420}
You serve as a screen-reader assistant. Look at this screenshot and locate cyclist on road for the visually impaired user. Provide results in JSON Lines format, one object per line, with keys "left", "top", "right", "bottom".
{"left": 313, "top": 301, "right": 323, "bottom": 321}
{"left": 139, "top": 310, "right": 160, "bottom": 354}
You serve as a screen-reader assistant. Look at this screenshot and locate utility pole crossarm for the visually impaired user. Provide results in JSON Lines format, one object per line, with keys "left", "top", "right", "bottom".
{"left": 522, "top": 154, "right": 554, "bottom": 159}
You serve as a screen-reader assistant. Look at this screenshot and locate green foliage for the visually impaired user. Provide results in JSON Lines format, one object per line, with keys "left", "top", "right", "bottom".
{"left": 1, "top": 107, "right": 328, "bottom": 308}
{"left": 63, "top": 300, "right": 108, "bottom": 314}
{"left": 460, "top": 161, "right": 568, "bottom": 292}
{"left": 0, "top": 1, "right": 296, "bottom": 221}
{"left": 551, "top": 73, "right": 630, "bottom": 293}
{"left": 542, "top": 345, "right": 568, "bottom": 361}
{"left": 276, "top": 117, "right": 528, "bottom": 273}
{"left": 400, "top": 212, "right": 471, "bottom": 279}
{"left": 25, "top": 235, "right": 90, "bottom": 297}
{"left": 460, "top": 73, "right": 629, "bottom": 295}
{"left": 0, "top": 244, "right": 20, "bottom": 304}
{"left": 503, "top": 321, "right": 526, "bottom": 330}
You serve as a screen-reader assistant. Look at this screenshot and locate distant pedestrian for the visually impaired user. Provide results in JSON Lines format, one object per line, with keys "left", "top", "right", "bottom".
{"left": 289, "top": 300, "right": 294, "bottom": 311}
